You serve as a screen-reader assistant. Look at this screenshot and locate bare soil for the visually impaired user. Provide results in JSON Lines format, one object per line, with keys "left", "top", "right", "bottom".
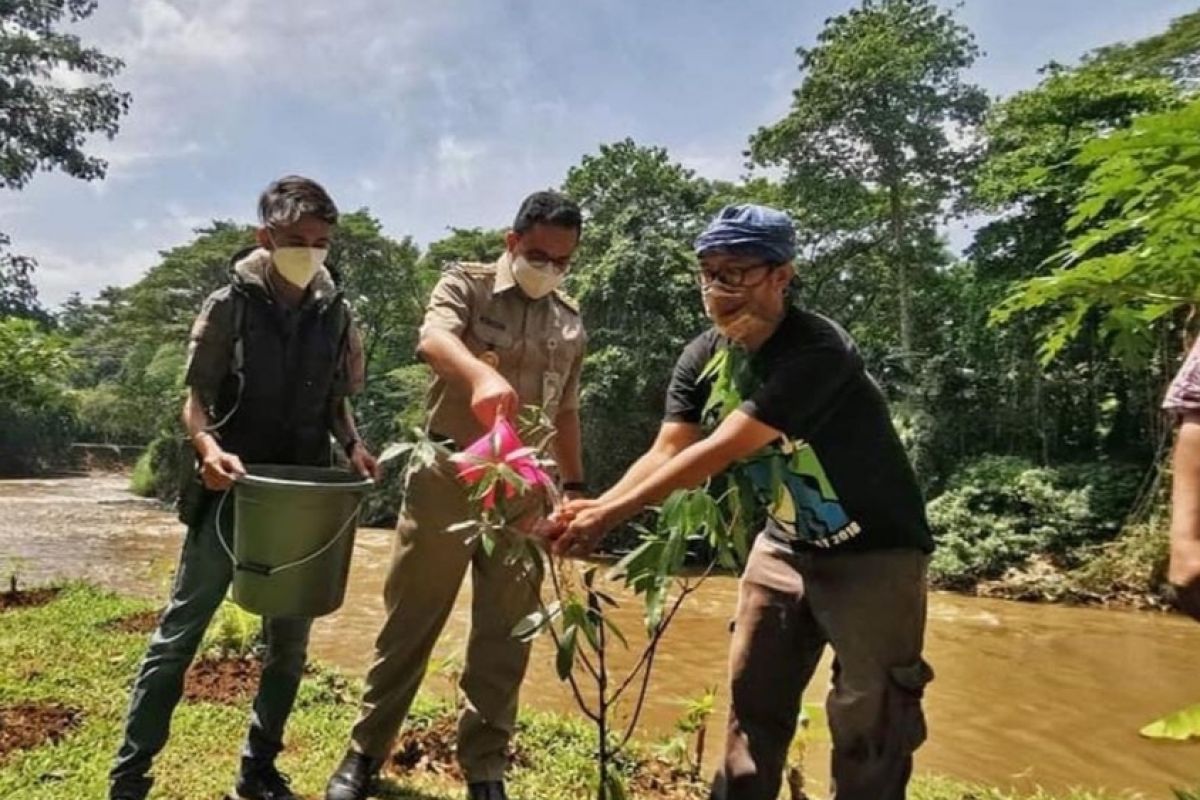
{"left": 0, "top": 703, "right": 82, "bottom": 761}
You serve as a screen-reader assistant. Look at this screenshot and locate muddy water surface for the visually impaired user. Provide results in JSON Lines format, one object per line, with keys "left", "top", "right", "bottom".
{"left": 1, "top": 475, "right": 1197, "bottom": 796}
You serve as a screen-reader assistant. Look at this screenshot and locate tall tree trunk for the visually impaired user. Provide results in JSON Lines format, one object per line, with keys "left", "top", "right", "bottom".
{"left": 889, "top": 182, "right": 913, "bottom": 366}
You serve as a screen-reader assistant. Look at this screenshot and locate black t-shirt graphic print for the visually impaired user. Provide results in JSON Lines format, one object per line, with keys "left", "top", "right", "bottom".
{"left": 663, "top": 307, "right": 933, "bottom": 554}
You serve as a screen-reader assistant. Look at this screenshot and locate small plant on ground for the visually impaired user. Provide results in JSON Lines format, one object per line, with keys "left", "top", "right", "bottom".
{"left": 655, "top": 687, "right": 716, "bottom": 781}
{"left": 202, "top": 598, "right": 262, "bottom": 659}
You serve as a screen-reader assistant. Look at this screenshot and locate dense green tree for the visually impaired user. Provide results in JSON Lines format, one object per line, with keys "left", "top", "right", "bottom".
{"left": 563, "top": 140, "right": 714, "bottom": 489}
{"left": 420, "top": 226, "right": 506, "bottom": 272}
{"left": 0, "top": 233, "right": 41, "bottom": 319}
{"left": 0, "top": 318, "right": 77, "bottom": 473}
{"left": 0, "top": 0, "right": 130, "bottom": 190}
{"left": 329, "top": 210, "right": 430, "bottom": 373}
{"left": 750, "top": 0, "right": 988, "bottom": 363}
{"left": 994, "top": 99, "right": 1200, "bottom": 366}
{"left": 1, "top": 0, "right": 131, "bottom": 319}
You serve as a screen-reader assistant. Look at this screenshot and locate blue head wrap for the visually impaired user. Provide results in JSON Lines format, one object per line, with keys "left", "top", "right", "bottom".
{"left": 693, "top": 204, "right": 796, "bottom": 264}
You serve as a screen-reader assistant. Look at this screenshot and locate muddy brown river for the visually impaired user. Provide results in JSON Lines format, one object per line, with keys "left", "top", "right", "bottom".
{"left": 1, "top": 475, "right": 1197, "bottom": 797}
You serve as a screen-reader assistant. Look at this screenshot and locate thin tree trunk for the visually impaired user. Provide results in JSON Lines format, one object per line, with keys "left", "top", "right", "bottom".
{"left": 889, "top": 182, "right": 912, "bottom": 366}
{"left": 595, "top": 593, "right": 609, "bottom": 800}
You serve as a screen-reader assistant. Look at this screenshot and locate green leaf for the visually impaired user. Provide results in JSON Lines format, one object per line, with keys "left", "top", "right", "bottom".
{"left": 377, "top": 441, "right": 413, "bottom": 464}
{"left": 645, "top": 584, "right": 666, "bottom": 636}
{"left": 603, "top": 614, "right": 629, "bottom": 649}
{"left": 556, "top": 625, "right": 578, "bottom": 680}
{"left": 511, "top": 601, "right": 561, "bottom": 641}
{"left": 1140, "top": 704, "right": 1200, "bottom": 741}
{"left": 608, "top": 539, "right": 664, "bottom": 591}
{"left": 479, "top": 532, "right": 496, "bottom": 558}
{"left": 565, "top": 598, "right": 602, "bottom": 653}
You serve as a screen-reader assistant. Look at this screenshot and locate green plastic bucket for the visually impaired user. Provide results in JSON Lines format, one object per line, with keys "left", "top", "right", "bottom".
{"left": 216, "top": 464, "right": 373, "bottom": 618}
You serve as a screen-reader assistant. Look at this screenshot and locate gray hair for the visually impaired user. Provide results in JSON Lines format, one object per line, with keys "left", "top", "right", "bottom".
{"left": 257, "top": 175, "right": 339, "bottom": 228}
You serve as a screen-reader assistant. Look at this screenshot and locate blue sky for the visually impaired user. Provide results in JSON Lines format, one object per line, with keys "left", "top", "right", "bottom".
{"left": 6, "top": 0, "right": 1196, "bottom": 307}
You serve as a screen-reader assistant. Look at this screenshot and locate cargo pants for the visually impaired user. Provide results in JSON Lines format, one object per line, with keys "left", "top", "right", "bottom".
{"left": 110, "top": 495, "right": 313, "bottom": 797}
{"left": 711, "top": 537, "right": 932, "bottom": 800}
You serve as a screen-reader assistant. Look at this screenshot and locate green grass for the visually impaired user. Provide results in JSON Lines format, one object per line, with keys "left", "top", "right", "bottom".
{"left": 0, "top": 584, "right": 1166, "bottom": 800}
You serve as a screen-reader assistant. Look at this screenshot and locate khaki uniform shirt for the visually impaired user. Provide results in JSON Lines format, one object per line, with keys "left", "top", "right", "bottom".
{"left": 421, "top": 253, "right": 586, "bottom": 446}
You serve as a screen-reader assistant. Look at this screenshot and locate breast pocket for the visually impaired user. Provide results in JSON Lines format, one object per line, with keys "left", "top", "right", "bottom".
{"left": 464, "top": 312, "right": 516, "bottom": 363}
{"left": 547, "top": 315, "right": 583, "bottom": 373}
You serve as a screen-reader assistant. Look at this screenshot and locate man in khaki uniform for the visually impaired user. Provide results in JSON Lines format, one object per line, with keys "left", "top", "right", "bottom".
{"left": 326, "top": 191, "right": 587, "bottom": 800}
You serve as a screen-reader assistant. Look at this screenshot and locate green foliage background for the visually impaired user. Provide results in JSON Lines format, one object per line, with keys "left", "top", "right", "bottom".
{"left": 5, "top": 1, "right": 1200, "bottom": 597}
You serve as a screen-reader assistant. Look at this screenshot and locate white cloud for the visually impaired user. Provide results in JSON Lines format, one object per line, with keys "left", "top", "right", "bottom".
{"left": 120, "top": 0, "right": 256, "bottom": 69}
{"left": 20, "top": 240, "right": 160, "bottom": 307}
{"left": 435, "top": 136, "right": 487, "bottom": 190}
{"left": 675, "top": 147, "right": 746, "bottom": 183}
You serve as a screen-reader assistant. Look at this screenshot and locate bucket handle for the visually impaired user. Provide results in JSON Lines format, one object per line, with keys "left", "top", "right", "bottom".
{"left": 214, "top": 489, "right": 364, "bottom": 578}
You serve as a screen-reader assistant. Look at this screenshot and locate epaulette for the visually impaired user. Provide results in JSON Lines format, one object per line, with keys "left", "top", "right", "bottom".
{"left": 453, "top": 261, "right": 496, "bottom": 278}
{"left": 552, "top": 289, "right": 580, "bottom": 314}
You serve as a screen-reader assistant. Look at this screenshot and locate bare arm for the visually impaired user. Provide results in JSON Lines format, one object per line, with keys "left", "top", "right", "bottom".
{"left": 611, "top": 411, "right": 778, "bottom": 518}
{"left": 329, "top": 396, "right": 379, "bottom": 478}
{"left": 1169, "top": 413, "right": 1200, "bottom": 621}
{"left": 329, "top": 397, "right": 363, "bottom": 451}
{"left": 417, "top": 328, "right": 494, "bottom": 391}
{"left": 555, "top": 411, "right": 780, "bottom": 556}
{"left": 552, "top": 408, "right": 585, "bottom": 486}
{"left": 181, "top": 388, "right": 245, "bottom": 490}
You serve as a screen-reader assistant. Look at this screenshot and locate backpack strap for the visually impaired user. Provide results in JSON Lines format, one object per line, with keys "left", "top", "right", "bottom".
{"left": 205, "top": 290, "right": 247, "bottom": 433}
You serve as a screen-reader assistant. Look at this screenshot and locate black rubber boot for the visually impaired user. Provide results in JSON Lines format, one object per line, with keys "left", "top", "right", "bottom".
{"left": 230, "top": 757, "right": 299, "bottom": 800}
{"left": 109, "top": 775, "right": 153, "bottom": 800}
{"left": 324, "top": 749, "right": 381, "bottom": 800}
{"left": 466, "top": 781, "right": 508, "bottom": 800}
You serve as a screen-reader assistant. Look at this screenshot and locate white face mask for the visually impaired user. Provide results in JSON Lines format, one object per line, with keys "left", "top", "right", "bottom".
{"left": 271, "top": 246, "right": 327, "bottom": 289}
{"left": 511, "top": 253, "right": 564, "bottom": 299}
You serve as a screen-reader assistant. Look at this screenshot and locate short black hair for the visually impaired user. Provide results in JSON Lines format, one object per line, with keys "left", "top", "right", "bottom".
{"left": 258, "top": 175, "right": 339, "bottom": 228}
{"left": 512, "top": 190, "right": 582, "bottom": 235}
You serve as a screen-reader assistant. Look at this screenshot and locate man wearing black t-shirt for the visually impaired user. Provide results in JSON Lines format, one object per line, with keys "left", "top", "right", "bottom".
{"left": 553, "top": 204, "right": 934, "bottom": 800}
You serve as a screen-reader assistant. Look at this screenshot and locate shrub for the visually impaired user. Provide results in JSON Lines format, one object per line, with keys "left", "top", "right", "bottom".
{"left": 0, "top": 318, "right": 78, "bottom": 475}
{"left": 928, "top": 456, "right": 1143, "bottom": 588}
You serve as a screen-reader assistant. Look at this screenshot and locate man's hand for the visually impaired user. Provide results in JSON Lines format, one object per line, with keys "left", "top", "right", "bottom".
{"left": 1168, "top": 536, "right": 1200, "bottom": 622}
{"left": 553, "top": 499, "right": 626, "bottom": 558}
{"left": 470, "top": 370, "right": 519, "bottom": 426}
{"left": 199, "top": 449, "right": 246, "bottom": 490}
{"left": 349, "top": 442, "right": 380, "bottom": 480}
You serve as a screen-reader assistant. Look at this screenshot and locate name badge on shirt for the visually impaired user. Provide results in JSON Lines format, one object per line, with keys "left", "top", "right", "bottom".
{"left": 543, "top": 371, "right": 563, "bottom": 415}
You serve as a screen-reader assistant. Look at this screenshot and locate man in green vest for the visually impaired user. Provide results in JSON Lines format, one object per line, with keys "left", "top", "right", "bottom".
{"left": 108, "top": 176, "right": 378, "bottom": 800}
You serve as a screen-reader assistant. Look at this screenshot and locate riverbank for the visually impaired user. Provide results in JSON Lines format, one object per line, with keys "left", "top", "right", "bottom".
{"left": 4, "top": 473, "right": 1198, "bottom": 794}
{"left": 0, "top": 583, "right": 1173, "bottom": 800}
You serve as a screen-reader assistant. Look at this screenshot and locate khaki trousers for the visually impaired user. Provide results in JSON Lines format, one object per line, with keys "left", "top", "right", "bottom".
{"left": 351, "top": 461, "right": 544, "bottom": 782}
{"left": 712, "top": 537, "right": 932, "bottom": 800}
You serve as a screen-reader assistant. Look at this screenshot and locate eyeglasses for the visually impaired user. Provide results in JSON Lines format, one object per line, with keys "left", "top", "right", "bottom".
{"left": 523, "top": 250, "right": 572, "bottom": 272}
{"left": 695, "top": 263, "right": 774, "bottom": 289}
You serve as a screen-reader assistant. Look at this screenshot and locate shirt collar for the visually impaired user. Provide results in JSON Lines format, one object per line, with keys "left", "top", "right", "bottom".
{"left": 493, "top": 250, "right": 518, "bottom": 296}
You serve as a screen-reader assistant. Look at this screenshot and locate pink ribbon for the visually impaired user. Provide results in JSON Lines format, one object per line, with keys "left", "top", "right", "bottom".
{"left": 451, "top": 418, "right": 553, "bottom": 509}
